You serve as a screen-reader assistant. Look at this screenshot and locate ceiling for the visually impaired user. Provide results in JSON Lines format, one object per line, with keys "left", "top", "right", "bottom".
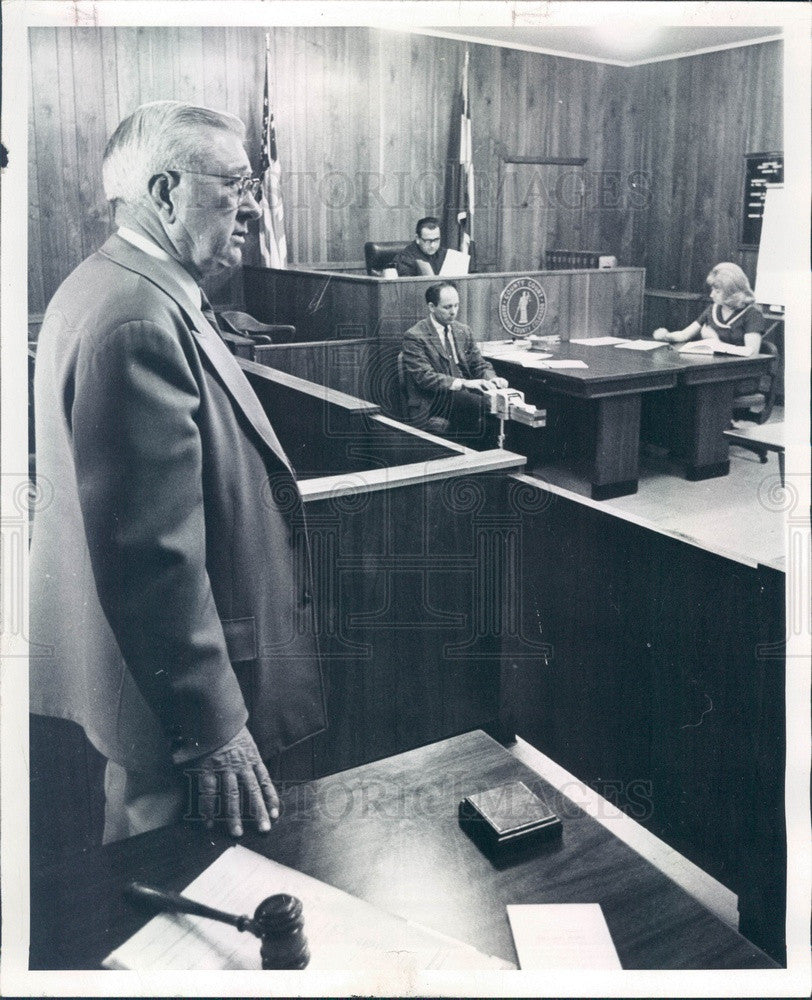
{"left": 421, "top": 24, "right": 783, "bottom": 66}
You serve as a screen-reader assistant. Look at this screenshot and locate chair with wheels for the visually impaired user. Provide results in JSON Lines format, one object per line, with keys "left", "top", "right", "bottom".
{"left": 732, "top": 338, "right": 779, "bottom": 425}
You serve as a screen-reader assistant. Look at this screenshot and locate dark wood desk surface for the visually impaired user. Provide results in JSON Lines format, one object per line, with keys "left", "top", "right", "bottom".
{"left": 30, "top": 731, "right": 777, "bottom": 971}
{"left": 488, "top": 341, "right": 770, "bottom": 398}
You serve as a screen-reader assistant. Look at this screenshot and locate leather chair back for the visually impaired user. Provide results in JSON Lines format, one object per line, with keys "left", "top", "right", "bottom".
{"left": 364, "top": 241, "right": 407, "bottom": 276}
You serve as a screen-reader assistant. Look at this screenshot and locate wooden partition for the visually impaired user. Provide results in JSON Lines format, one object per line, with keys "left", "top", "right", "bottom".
{"left": 498, "top": 473, "right": 786, "bottom": 963}
{"left": 244, "top": 265, "right": 645, "bottom": 345}
{"left": 250, "top": 337, "right": 377, "bottom": 400}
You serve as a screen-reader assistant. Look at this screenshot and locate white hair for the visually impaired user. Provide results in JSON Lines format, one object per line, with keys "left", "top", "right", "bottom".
{"left": 102, "top": 101, "right": 246, "bottom": 204}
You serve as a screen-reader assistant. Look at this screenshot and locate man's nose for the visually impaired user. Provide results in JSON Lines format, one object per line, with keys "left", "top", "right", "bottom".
{"left": 239, "top": 190, "right": 262, "bottom": 221}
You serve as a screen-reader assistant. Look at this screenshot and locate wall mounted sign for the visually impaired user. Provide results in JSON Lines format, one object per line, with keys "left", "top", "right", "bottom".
{"left": 741, "top": 152, "right": 783, "bottom": 248}
{"left": 499, "top": 277, "right": 547, "bottom": 336}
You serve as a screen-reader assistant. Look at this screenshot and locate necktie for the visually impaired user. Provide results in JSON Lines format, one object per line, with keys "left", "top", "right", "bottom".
{"left": 199, "top": 289, "right": 223, "bottom": 337}
{"left": 444, "top": 324, "right": 460, "bottom": 366}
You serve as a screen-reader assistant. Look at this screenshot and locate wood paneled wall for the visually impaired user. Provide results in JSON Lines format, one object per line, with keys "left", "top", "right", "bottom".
{"left": 633, "top": 41, "right": 783, "bottom": 293}
{"left": 27, "top": 26, "right": 639, "bottom": 313}
{"left": 27, "top": 28, "right": 782, "bottom": 319}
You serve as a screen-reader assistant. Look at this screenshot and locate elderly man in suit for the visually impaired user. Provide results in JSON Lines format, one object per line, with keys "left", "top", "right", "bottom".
{"left": 401, "top": 281, "right": 508, "bottom": 445}
{"left": 30, "top": 101, "right": 326, "bottom": 843}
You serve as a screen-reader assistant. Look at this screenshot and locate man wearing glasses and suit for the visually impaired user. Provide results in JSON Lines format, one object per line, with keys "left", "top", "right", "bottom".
{"left": 30, "top": 102, "right": 326, "bottom": 844}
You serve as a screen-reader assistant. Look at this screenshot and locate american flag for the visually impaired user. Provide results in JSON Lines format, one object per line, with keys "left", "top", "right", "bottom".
{"left": 259, "top": 34, "right": 287, "bottom": 269}
{"left": 456, "top": 46, "right": 475, "bottom": 256}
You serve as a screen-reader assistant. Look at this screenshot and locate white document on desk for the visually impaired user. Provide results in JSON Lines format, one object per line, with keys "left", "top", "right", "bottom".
{"left": 507, "top": 903, "right": 622, "bottom": 970}
{"left": 569, "top": 337, "right": 629, "bottom": 346}
{"left": 515, "top": 352, "right": 554, "bottom": 366}
{"left": 103, "top": 845, "right": 513, "bottom": 971}
{"left": 439, "top": 248, "right": 471, "bottom": 276}
{"left": 678, "top": 339, "right": 752, "bottom": 357}
{"left": 531, "top": 359, "right": 588, "bottom": 369}
{"left": 614, "top": 339, "right": 668, "bottom": 351}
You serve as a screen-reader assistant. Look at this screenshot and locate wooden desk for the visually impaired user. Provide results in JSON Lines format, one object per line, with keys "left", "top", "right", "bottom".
{"left": 30, "top": 731, "right": 777, "bottom": 971}
{"left": 671, "top": 352, "right": 774, "bottom": 479}
{"left": 488, "top": 342, "right": 684, "bottom": 499}
{"left": 487, "top": 343, "right": 772, "bottom": 498}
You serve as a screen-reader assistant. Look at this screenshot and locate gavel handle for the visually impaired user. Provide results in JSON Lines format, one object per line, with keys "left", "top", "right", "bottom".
{"left": 125, "top": 881, "right": 256, "bottom": 935}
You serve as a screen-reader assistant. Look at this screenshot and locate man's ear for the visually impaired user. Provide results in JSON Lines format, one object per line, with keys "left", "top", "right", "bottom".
{"left": 146, "top": 171, "right": 180, "bottom": 220}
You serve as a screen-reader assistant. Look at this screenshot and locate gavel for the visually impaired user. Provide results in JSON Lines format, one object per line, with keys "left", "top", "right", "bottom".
{"left": 125, "top": 881, "right": 310, "bottom": 969}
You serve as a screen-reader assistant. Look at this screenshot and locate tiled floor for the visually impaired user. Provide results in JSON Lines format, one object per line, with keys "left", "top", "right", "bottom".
{"left": 527, "top": 409, "right": 787, "bottom": 568}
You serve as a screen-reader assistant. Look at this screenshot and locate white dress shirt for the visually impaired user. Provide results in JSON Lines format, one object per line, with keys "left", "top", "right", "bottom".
{"left": 117, "top": 226, "right": 202, "bottom": 309}
{"left": 428, "top": 314, "right": 463, "bottom": 390}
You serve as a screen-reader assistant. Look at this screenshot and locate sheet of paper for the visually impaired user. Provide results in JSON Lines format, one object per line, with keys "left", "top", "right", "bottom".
{"left": 479, "top": 340, "right": 526, "bottom": 356}
{"left": 614, "top": 339, "right": 669, "bottom": 351}
{"left": 569, "top": 337, "right": 629, "bottom": 346}
{"left": 439, "top": 248, "right": 471, "bottom": 276}
{"left": 712, "top": 342, "right": 753, "bottom": 356}
{"left": 535, "top": 359, "right": 588, "bottom": 369}
{"left": 103, "top": 845, "right": 513, "bottom": 971}
{"left": 515, "top": 352, "right": 554, "bottom": 366}
{"left": 677, "top": 340, "right": 715, "bottom": 354}
{"left": 507, "top": 903, "right": 622, "bottom": 970}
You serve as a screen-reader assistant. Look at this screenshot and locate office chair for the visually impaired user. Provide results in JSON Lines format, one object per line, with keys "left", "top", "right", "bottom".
{"left": 732, "top": 339, "right": 780, "bottom": 424}
{"left": 364, "top": 241, "right": 407, "bottom": 276}
{"left": 396, "top": 351, "right": 450, "bottom": 435}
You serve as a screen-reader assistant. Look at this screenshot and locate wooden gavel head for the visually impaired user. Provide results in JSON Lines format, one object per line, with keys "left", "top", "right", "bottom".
{"left": 252, "top": 893, "right": 310, "bottom": 970}
{"left": 125, "top": 881, "right": 310, "bottom": 969}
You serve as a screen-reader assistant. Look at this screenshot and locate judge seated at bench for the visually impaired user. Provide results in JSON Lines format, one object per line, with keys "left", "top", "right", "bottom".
{"left": 392, "top": 217, "right": 449, "bottom": 276}
{"left": 401, "top": 281, "right": 508, "bottom": 447}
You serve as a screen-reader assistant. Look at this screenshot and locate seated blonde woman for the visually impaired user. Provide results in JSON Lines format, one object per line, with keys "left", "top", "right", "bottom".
{"left": 653, "top": 262, "right": 765, "bottom": 356}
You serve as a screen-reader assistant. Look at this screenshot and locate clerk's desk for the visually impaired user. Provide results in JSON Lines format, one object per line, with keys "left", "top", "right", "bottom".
{"left": 30, "top": 731, "right": 777, "bottom": 971}
{"left": 485, "top": 340, "right": 773, "bottom": 499}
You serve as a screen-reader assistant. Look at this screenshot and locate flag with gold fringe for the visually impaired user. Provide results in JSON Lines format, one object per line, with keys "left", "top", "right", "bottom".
{"left": 454, "top": 46, "right": 475, "bottom": 260}
{"left": 259, "top": 34, "right": 287, "bottom": 268}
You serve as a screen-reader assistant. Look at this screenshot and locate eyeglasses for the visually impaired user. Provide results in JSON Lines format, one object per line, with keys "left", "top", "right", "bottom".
{"left": 418, "top": 236, "right": 442, "bottom": 245}
{"left": 169, "top": 169, "right": 263, "bottom": 201}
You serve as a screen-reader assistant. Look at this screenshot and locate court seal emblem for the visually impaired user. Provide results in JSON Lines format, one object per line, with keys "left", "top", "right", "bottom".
{"left": 498, "top": 277, "right": 547, "bottom": 337}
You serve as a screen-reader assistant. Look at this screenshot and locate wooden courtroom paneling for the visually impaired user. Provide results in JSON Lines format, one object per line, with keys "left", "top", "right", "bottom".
{"left": 244, "top": 266, "right": 645, "bottom": 347}
{"left": 499, "top": 475, "right": 786, "bottom": 963}
{"left": 633, "top": 41, "right": 783, "bottom": 293}
{"left": 250, "top": 338, "right": 378, "bottom": 400}
{"left": 29, "top": 26, "right": 653, "bottom": 315}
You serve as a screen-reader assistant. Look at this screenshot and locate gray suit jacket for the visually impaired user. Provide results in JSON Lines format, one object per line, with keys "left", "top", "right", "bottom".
{"left": 401, "top": 317, "right": 496, "bottom": 427}
{"left": 30, "top": 234, "right": 326, "bottom": 769}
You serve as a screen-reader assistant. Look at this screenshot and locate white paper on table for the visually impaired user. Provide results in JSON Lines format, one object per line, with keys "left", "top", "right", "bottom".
{"left": 507, "top": 903, "right": 622, "bottom": 970}
{"left": 515, "top": 352, "right": 554, "bottom": 366}
{"left": 613, "top": 339, "right": 668, "bottom": 351}
{"left": 678, "top": 339, "right": 752, "bottom": 357}
{"left": 103, "top": 845, "right": 513, "bottom": 971}
{"left": 569, "top": 337, "right": 629, "bottom": 346}
{"left": 676, "top": 340, "right": 714, "bottom": 354}
{"left": 439, "top": 248, "right": 470, "bottom": 276}
{"left": 479, "top": 340, "right": 524, "bottom": 355}
{"left": 534, "top": 359, "right": 588, "bottom": 369}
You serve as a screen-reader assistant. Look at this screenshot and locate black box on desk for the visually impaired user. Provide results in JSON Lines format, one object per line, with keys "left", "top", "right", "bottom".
{"left": 459, "top": 780, "right": 562, "bottom": 860}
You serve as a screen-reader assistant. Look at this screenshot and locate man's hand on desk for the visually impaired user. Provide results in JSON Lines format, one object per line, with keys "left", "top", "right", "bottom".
{"left": 187, "top": 726, "right": 279, "bottom": 837}
{"left": 461, "top": 377, "right": 508, "bottom": 392}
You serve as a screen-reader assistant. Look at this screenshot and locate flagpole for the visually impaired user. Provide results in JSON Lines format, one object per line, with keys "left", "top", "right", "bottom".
{"left": 464, "top": 46, "right": 472, "bottom": 245}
